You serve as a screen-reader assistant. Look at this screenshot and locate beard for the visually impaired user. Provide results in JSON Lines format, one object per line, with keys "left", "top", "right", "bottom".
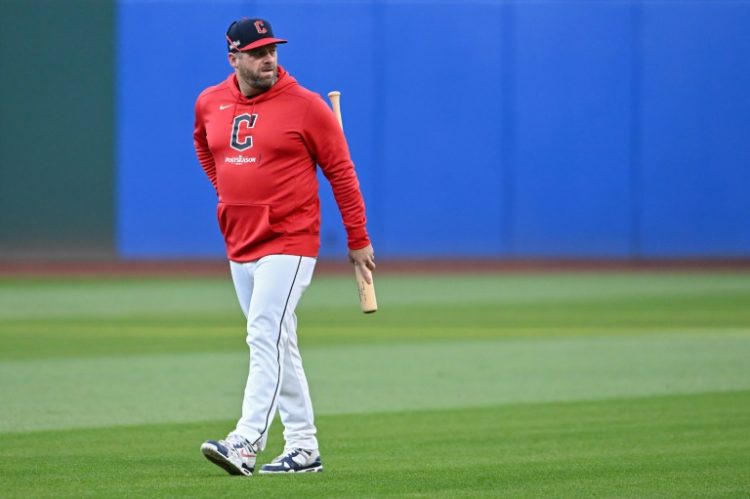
{"left": 238, "top": 64, "right": 277, "bottom": 92}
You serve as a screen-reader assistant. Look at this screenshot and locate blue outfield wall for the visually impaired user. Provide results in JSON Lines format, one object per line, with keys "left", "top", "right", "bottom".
{"left": 117, "top": 0, "right": 750, "bottom": 260}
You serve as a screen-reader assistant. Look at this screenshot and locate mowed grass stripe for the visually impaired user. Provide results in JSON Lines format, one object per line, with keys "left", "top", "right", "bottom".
{"left": 2, "top": 272, "right": 750, "bottom": 320}
{"left": 3, "top": 322, "right": 750, "bottom": 361}
{"left": 2, "top": 333, "right": 749, "bottom": 433}
{"left": 1, "top": 391, "right": 748, "bottom": 498}
{"left": 2, "top": 288, "right": 750, "bottom": 361}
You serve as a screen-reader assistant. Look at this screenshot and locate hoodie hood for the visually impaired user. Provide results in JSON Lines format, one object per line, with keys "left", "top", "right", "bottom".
{"left": 227, "top": 64, "right": 297, "bottom": 104}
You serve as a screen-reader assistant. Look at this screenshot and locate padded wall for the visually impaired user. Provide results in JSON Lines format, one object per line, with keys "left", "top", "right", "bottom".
{"left": 114, "top": 0, "right": 750, "bottom": 259}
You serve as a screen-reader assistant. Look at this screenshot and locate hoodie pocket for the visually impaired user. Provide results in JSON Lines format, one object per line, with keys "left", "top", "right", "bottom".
{"left": 217, "top": 203, "right": 282, "bottom": 250}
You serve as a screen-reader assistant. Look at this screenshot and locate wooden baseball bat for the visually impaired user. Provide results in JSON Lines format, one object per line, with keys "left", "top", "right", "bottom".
{"left": 327, "top": 90, "right": 378, "bottom": 314}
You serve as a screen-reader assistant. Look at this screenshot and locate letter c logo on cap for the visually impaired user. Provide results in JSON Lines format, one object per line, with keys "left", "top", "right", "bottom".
{"left": 254, "top": 20, "right": 267, "bottom": 34}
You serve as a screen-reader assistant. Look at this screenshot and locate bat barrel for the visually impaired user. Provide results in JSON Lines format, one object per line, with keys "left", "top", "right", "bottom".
{"left": 327, "top": 90, "right": 343, "bottom": 129}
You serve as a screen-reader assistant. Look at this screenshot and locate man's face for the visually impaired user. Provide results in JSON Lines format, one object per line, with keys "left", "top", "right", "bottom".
{"left": 230, "top": 44, "right": 278, "bottom": 92}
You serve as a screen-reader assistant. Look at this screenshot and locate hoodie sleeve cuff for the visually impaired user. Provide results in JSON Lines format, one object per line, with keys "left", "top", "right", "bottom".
{"left": 347, "top": 226, "right": 371, "bottom": 250}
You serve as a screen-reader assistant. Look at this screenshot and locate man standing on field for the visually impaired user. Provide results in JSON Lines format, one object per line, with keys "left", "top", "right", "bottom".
{"left": 193, "top": 17, "right": 375, "bottom": 476}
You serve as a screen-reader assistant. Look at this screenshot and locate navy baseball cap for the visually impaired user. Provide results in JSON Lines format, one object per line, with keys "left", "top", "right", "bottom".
{"left": 226, "top": 18, "right": 287, "bottom": 52}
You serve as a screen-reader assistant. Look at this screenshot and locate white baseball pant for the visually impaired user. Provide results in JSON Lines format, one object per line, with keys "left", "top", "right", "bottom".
{"left": 229, "top": 255, "right": 318, "bottom": 452}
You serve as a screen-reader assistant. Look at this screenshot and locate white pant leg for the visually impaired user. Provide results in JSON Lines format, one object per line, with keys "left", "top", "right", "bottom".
{"left": 278, "top": 310, "right": 319, "bottom": 451}
{"left": 229, "top": 255, "right": 315, "bottom": 451}
{"left": 229, "top": 259, "right": 254, "bottom": 316}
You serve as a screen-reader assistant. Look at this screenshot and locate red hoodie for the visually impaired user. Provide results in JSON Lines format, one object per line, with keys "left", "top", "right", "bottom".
{"left": 193, "top": 66, "right": 370, "bottom": 262}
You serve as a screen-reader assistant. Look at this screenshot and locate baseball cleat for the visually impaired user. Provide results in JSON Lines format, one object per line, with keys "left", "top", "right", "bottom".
{"left": 200, "top": 433, "right": 257, "bottom": 476}
{"left": 258, "top": 448, "right": 323, "bottom": 474}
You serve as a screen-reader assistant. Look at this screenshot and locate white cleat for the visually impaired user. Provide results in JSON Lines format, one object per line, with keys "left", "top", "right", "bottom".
{"left": 259, "top": 448, "right": 323, "bottom": 474}
{"left": 200, "top": 433, "right": 257, "bottom": 476}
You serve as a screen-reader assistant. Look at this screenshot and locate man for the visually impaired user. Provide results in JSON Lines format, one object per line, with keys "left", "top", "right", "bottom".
{"left": 193, "top": 18, "right": 375, "bottom": 476}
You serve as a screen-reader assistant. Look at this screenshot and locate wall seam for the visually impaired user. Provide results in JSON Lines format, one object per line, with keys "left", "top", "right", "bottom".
{"left": 371, "top": 0, "right": 386, "bottom": 254}
{"left": 500, "top": 0, "right": 516, "bottom": 257}
{"left": 629, "top": 0, "right": 644, "bottom": 259}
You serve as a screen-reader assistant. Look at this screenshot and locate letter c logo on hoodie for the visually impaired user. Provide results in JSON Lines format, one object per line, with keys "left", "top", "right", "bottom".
{"left": 230, "top": 113, "right": 258, "bottom": 151}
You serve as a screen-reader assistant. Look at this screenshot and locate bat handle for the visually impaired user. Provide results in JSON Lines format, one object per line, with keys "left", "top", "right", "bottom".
{"left": 355, "top": 265, "right": 378, "bottom": 313}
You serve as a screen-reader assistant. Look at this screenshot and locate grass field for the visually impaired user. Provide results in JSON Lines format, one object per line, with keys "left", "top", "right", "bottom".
{"left": 1, "top": 271, "right": 749, "bottom": 497}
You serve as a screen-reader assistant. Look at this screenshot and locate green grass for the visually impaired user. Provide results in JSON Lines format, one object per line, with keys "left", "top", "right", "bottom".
{"left": 3, "top": 392, "right": 749, "bottom": 498}
{"left": 1, "top": 271, "right": 749, "bottom": 497}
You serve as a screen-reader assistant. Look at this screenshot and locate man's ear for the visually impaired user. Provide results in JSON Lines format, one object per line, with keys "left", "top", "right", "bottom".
{"left": 228, "top": 52, "right": 238, "bottom": 68}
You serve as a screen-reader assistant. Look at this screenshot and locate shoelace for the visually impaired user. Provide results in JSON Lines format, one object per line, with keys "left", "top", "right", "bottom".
{"left": 272, "top": 448, "right": 309, "bottom": 463}
{"left": 226, "top": 434, "right": 252, "bottom": 450}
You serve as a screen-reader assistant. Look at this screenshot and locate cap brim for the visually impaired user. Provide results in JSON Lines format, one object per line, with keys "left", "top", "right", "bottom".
{"left": 238, "top": 38, "right": 287, "bottom": 51}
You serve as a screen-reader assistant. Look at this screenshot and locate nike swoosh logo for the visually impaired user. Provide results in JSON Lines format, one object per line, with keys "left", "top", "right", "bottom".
{"left": 219, "top": 104, "right": 232, "bottom": 110}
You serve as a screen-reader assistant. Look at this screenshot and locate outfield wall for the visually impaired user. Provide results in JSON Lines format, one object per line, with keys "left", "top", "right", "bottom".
{"left": 0, "top": 0, "right": 116, "bottom": 258}
{"left": 2, "top": 1, "right": 749, "bottom": 260}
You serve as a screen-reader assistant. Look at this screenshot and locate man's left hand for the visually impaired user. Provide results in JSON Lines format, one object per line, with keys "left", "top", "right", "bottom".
{"left": 348, "top": 244, "right": 376, "bottom": 284}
